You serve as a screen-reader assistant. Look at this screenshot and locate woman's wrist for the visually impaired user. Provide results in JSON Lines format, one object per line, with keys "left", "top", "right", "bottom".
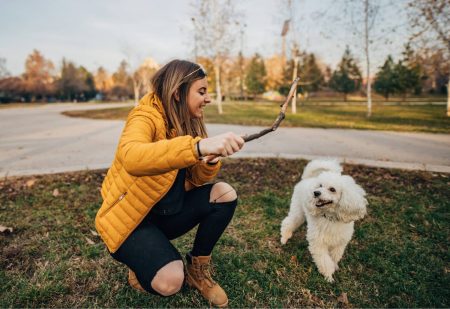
{"left": 196, "top": 141, "right": 203, "bottom": 158}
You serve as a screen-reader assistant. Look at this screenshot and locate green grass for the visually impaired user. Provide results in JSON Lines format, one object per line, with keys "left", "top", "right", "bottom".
{"left": 62, "top": 100, "right": 450, "bottom": 133}
{"left": 1, "top": 158, "right": 449, "bottom": 307}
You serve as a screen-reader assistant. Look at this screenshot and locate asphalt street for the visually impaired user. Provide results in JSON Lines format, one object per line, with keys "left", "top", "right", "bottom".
{"left": 1, "top": 103, "right": 449, "bottom": 177}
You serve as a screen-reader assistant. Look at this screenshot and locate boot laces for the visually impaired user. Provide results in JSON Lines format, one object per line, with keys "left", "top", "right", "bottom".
{"left": 197, "top": 262, "right": 216, "bottom": 288}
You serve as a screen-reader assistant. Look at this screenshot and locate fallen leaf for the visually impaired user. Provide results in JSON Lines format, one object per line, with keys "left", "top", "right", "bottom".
{"left": 290, "top": 255, "right": 298, "bottom": 265}
{"left": 26, "top": 179, "right": 36, "bottom": 188}
{"left": 90, "top": 230, "right": 99, "bottom": 237}
{"left": 337, "top": 292, "right": 349, "bottom": 305}
{"left": 85, "top": 237, "right": 95, "bottom": 245}
{"left": 52, "top": 188, "right": 60, "bottom": 197}
{"left": 0, "top": 225, "right": 13, "bottom": 234}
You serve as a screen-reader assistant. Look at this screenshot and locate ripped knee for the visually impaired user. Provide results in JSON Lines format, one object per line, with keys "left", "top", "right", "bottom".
{"left": 210, "top": 182, "right": 237, "bottom": 203}
{"left": 151, "top": 261, "right": 184, "bottom": 296}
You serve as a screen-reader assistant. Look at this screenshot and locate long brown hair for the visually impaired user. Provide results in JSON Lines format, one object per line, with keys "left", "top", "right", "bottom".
{"left": 151, "top": 59, "right": 208, "bottom": 138}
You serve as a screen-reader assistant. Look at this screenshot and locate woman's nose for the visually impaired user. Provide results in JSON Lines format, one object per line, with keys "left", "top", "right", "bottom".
{"left": 205, "top": 93, "right": 212, "bottom": 103}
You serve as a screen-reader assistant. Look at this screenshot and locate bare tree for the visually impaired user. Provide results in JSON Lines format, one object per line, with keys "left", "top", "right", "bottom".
{"left": 408, "top": 0, "right": 450, "bottom": 116}
{"left": 343, "top": 0, "right": 383, "bottom": 117}
{"left": 191, "top": 0, "right": 241, "bottom": 114}
{"left": 314, "top": 0, "right": 402, "bottom": 117}
{"left": 132, "top": 58, "right": 159, "bottom": 105}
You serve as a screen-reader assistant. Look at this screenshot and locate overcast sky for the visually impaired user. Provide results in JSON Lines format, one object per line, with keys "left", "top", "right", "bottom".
{"left": 0, "top": 0, "right": 409, "bottom": 76}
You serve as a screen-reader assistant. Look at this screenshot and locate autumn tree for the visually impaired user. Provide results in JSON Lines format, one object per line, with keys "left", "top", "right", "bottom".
{"left": 221, "top": 57, "right": 243, "bottom": 100}
{"left": 94, "top": 66, "right": 112, "bottom": 99}
{"left": 265, "top": 54, "right": 285, "bottom": 92}
{"left": 197, "top": 56, "right": 216, "bottom": 94}
{"left": 22, "top": 49, "right": 55, "bottom": 101}
{"left": 0, "top": 77, "right": 25, "bottom": 102}
{"left": 329, "top": 47, "right": 362, "bottom": 101}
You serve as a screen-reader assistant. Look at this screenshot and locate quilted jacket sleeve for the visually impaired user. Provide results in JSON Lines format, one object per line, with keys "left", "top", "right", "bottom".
{"left": 117, "top": 107, "right": 202, "bottom": 176}
{"left": 187, "top": 160, "right": 222, "bottom": 187}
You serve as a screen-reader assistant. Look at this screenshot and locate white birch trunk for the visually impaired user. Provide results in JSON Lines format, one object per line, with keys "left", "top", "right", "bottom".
{"left": 292, "top": 55, "right": 299, "bottom": 114}
{"left": 365, "top": 0, "right": 372, "bottom": 118}
{"left": 214, "top": 62, "right": 223, "bottom": 114}
{"left": 132, "top": 79, "right": 140, "bottom": 106}
{"left": 447, "top": 76, "right": 450, "bottom": 117}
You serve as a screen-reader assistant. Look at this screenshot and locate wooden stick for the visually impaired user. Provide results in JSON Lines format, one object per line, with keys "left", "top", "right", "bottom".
{"left": 243, "top": 77, "right": 300, "bottom": 142}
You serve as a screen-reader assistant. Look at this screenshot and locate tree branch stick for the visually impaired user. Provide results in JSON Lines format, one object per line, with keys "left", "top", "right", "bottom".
{"left": 243, "top": 77, "right": 300, "bottom": 142}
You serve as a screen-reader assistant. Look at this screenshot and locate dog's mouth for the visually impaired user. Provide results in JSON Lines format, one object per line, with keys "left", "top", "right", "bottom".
{"left": 315, "top": 199, "right": 333, "bottom": 207}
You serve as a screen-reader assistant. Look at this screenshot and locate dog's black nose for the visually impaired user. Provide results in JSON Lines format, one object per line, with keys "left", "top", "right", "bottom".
{"left": 314, "top": 191, "right": 321, "bottom": 197}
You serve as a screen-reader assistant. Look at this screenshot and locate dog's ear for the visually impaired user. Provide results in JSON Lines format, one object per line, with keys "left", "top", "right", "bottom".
{"left": 337, "top": 175, "right": 368, "bottom": 223}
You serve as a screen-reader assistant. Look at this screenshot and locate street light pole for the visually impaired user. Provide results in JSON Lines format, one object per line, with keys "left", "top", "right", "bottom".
{"left": 237, "top": 22, "right": 246, "bottom": 99}
{"left": 191, "top": 17, "right": 198, "bottom": 63}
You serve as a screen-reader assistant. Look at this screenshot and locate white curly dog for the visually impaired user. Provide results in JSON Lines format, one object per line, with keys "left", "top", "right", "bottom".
{"left": 280, "top": 159, "right": 368, "bottom": 282}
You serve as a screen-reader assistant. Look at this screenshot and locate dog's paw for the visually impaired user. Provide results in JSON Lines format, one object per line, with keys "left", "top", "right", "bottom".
{"left": 280, "top": 231, "right": 292, "bottom": 245}
{"left": 324, "top": 275, "right": 335, "bottom": 283}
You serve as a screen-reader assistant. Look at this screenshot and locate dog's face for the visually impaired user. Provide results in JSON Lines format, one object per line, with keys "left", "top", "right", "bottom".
{"left": 306, "top": 171, "right": 368, "bottom": 222}
{"left": 310, "top": 172, "right": 343, "bottom": 211}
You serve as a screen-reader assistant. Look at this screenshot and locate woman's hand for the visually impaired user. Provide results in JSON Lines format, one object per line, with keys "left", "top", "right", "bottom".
{"left": 198, "top": 132, "right": 245, "bottom": 158}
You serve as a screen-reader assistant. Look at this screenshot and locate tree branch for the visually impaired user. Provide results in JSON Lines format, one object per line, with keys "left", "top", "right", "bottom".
{"left": 243, "top": 77, "right": 300, "bottom": 142}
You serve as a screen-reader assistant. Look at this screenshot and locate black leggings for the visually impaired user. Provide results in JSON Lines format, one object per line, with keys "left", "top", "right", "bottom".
{"left": 110, "top": 183, "right": 237, "bottom": 295}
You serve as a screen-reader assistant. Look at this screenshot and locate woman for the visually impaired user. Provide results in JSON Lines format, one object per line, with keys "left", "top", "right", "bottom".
{"left": 95, "top": 59, "right": 244, "bottom": 307}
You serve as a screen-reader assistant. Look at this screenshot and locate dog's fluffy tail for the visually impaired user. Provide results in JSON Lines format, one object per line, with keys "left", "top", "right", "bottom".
{"left": 301, "top": 159, "right": 343, "bottom": 179}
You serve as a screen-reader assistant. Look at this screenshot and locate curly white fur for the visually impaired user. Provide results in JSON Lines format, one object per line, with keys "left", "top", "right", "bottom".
{"left": 280, "top": 159, "right": 368, "bottom": 282}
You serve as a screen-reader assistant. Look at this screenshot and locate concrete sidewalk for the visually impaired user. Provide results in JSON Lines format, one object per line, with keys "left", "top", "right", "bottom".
{"left": 0, "top": 103, "right": 449, "bottom": 177}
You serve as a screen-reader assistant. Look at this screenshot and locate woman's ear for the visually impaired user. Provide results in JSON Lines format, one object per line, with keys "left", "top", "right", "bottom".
{"left": 174, "top": 89, "right": 180, "bottom": 102}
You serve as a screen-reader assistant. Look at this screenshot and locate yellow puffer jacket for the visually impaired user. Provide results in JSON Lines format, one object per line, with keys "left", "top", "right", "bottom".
{"left": 95, "top": 92, "right": 221, "bottom": 253}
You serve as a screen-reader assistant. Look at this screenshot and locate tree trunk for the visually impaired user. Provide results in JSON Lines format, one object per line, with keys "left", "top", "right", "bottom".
{"left": 447, "top": 75, "right": 450, "bottom": 117}
{"left": 364, "top": 0, "right": 372, "bottom": 118}
{"left": 132, "top": 79, "right": 140, "bottom": 107}
{"left": 291, "top": 55, "right": 299, "bottom": 114}
{"left": 214, "top": 62, "right": 223, "bottom": 114}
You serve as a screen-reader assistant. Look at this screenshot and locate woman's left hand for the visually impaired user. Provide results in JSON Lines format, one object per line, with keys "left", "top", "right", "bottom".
{"left": 203, "top": 155, "right": 220, "bottom": 164}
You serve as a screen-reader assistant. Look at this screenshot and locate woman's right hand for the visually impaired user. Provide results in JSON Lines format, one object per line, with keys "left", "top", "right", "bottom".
{"left": 198, "top": 132, "right": 245, "bottom": 157}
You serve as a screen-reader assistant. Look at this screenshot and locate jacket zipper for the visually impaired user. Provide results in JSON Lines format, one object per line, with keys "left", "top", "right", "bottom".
{"left": 100, "top": 192, "right": 127, "bottom": 217}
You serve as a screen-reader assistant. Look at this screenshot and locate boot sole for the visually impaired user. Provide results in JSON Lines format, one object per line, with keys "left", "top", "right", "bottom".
{"left": 186, "top": 275, "right": 228, "bottom": 308}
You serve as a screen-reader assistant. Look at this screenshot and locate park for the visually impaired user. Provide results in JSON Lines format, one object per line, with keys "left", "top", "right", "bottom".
{"left": 0, "top": 0, "right": 449, "bottom": 308}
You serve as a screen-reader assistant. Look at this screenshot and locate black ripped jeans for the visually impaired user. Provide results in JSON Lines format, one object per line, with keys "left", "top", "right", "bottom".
{"left": 110, "top": 183, "right": 237, "bottom": 295}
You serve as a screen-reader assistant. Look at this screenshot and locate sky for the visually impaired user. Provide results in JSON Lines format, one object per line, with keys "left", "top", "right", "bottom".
{"left": 0, "top": 0, "right": 410, "bottom": 76}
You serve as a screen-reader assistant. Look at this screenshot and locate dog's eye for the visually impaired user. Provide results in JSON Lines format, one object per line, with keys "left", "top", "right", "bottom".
{"left": 329, "top": 187, "right": 336, "bottom": 193}
{"left": 319, "top": 184, "right": 322, "bottom": 188}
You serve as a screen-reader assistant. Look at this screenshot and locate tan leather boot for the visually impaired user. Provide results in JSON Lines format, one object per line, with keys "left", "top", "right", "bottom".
{"left": 128, "top": 269, "right": 146, "bottom": 293}
{"left": 185, "top": 254, "right": 228, "bottom": 308}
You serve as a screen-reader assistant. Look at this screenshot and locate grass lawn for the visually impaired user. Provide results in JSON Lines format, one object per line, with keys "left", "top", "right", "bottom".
{"left": 62, "top": 101, "right": 450, "bottom": 133}
{"left": 1, "top": 158, "right": 449, "bottom": 307}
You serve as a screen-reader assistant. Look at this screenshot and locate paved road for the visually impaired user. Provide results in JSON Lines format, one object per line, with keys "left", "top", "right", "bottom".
{"left": 1, "top": 103, "right": 449, "bottom": 177}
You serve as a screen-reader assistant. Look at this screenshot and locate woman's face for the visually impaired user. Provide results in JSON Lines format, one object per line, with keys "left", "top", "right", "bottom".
{"left": 186, "top": 77, "right": 211, "bottom": 118}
